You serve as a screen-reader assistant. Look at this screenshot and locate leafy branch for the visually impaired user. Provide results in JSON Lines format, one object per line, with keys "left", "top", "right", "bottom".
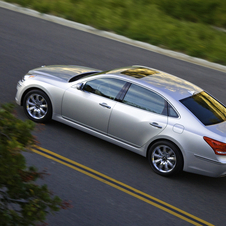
{"left": 0, "top": 103, "right": 71, "bottom": 226}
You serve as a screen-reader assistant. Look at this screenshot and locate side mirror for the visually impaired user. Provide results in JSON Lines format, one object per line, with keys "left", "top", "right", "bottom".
{"left": 74, "top": 83, "right": 83, "bottom": 90}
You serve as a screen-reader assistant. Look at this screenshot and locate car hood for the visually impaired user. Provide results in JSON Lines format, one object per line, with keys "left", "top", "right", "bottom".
{"left": 29, "top": 65, "right": 102, "bottom": 82}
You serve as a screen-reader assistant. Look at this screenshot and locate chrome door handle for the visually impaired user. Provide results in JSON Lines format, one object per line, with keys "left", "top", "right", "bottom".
{"left": 150, "top": 122, "right": 162, "bottom": 129}
{"left": 99, "top": 103, "right": 111, "bottom": 109}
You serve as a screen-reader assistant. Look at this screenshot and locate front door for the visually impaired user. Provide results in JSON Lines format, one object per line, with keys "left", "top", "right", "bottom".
{"left": 62, "top": 77, "right": 127, "bottom": 134}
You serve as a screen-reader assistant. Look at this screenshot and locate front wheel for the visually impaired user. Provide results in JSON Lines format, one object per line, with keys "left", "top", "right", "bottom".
{"left": 23, "top": 89, "right": 52, "bottom": 123}
{"left": 148, "top": 141, "right": 183, "bottom": 176}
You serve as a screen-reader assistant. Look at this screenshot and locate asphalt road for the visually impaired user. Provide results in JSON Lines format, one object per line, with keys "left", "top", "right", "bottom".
{"left": 1, "top": 6, "right": 226, "bottom": 226}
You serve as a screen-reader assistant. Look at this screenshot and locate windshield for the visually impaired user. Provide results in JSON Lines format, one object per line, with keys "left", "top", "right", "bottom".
{"left": 180, "top": 91, "right": 226, "bottom": 126}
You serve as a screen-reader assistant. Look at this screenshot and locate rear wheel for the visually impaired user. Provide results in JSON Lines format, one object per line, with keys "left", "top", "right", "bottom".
{"left": 23, "top": 89, "right": 52, "bottom": 123}
{"left": 148, "top": 140, "right": 183, "bottom": 176}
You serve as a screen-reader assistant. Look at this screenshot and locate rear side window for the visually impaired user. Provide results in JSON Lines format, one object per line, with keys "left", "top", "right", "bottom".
{"left": 168, "top": 104, "right": 179, "bottom": 118}
{"left": 180, "top": 91, "right": 226, "bottom": 125}
{"left": 122, "top": 84, "right": 167, "bottom": 115}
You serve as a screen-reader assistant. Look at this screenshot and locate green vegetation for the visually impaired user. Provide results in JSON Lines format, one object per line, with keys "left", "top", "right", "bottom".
{"left": 0, "top": 103, "right": 70, "bottom": 226}
{"left": 4, "top": 0, "right": 226, "bottom": 65}
{"left": 156, "top": 0, "right": 226, "bottom": 28}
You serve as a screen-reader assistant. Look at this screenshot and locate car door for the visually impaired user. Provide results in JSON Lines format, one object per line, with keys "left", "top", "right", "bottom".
{"left": 62, "top": 77, "right": 127, "bottom": 134}
{"left": 108, "top": 83, "right": 168, "bottom": 147}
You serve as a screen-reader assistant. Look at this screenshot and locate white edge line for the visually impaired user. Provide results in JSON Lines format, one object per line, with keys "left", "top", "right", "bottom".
{"left": 1, "top": 0, "right": 226, "bottom": 73}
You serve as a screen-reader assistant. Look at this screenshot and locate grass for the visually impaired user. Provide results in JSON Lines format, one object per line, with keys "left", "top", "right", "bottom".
{"left": 3, "top": 0, "right": 226, "bottom": 65}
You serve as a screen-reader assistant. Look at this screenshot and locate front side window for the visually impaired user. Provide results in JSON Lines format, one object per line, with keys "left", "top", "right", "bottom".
{"left": 180, "top": 91, "right": 226, "bottom": 125}
{"left": 83, "top": 78, "right": 126, "bottom": 100}
{"left": 122, "top": 84, "right": 166, "bottom": 115}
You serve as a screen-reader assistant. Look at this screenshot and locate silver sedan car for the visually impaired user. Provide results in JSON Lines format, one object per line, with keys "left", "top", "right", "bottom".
{"left": 15, "top": 65, "right": 226, "bottom": 177}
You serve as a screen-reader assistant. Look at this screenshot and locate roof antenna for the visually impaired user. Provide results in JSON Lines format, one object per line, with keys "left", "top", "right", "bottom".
{"left": 188, "top": 90, "right": 196, "bottom": 95}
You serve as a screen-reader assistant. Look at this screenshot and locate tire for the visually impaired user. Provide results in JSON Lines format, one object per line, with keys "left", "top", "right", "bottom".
{"left": 23, "top": 89, "right": 52, "bottom": 123}
{"left": 148, "top": 140, "right": 183, "bottom": 176}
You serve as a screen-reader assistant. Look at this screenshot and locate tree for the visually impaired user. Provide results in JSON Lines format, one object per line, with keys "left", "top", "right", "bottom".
{"left": 0, "top": 103, "right": 69, "bottom": 226}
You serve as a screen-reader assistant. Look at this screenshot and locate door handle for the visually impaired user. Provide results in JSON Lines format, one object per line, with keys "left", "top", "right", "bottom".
{"left": 99, "top": 103, "right": 111, "bottom": 109}
{"left": 150, "top": 122, "right": 162, "bottom": 129}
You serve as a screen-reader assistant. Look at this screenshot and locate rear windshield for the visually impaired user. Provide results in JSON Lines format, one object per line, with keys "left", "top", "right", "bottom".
{"left": 180, "top": 91, "right": 226, "bottom": 126}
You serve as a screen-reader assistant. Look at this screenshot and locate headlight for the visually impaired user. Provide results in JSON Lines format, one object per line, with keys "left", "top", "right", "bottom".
{"left": 21, "top": 74, "right": 36, "bottom": 82}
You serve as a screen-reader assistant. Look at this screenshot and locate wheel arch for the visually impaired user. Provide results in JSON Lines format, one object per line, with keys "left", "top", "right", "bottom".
{"left": 147, "top": 138, "right": 185, "bottom": 176}
{"left": 21, "top": 87, "right": 51, "bottom": 107}
{"left": 22, "top": 88, "right": 53, "bottom": 122}
{"left": 146, "top": 138, "right": 184, "bottom": 167}
{"left": 22, "top": 88, "right": 53, "bottom": 116}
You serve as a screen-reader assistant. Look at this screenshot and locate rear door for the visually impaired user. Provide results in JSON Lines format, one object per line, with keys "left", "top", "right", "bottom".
{"left": 108, "top": 84, "right": 168, "bottom": 147}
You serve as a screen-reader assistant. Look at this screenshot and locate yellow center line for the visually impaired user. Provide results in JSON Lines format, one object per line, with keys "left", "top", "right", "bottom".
{"left": 31, "top": 145, "right": 214, "bottom": 226}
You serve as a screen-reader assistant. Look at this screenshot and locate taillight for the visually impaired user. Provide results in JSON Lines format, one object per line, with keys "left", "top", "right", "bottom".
{"left": 204, "top": 136, "right": 226, "bottom": 155}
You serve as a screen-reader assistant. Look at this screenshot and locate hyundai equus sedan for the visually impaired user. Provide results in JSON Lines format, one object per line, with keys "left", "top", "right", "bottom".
{"left": 15, "top": 65, "right": 226, "bottom": 177}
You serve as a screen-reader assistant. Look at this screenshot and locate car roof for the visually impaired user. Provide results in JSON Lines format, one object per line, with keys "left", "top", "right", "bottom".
{"left": 106, "top": 65, "right": 203, "bottom": 101}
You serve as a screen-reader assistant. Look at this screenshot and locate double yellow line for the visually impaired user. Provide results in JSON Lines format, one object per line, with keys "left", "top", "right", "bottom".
{"left": 31, "top": 145, "right": 214, "bottom": 226}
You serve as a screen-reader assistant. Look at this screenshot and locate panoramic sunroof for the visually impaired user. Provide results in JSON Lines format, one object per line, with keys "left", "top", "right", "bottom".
{"left": 120, "top": 67, "right": 160, "bottom": 78}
